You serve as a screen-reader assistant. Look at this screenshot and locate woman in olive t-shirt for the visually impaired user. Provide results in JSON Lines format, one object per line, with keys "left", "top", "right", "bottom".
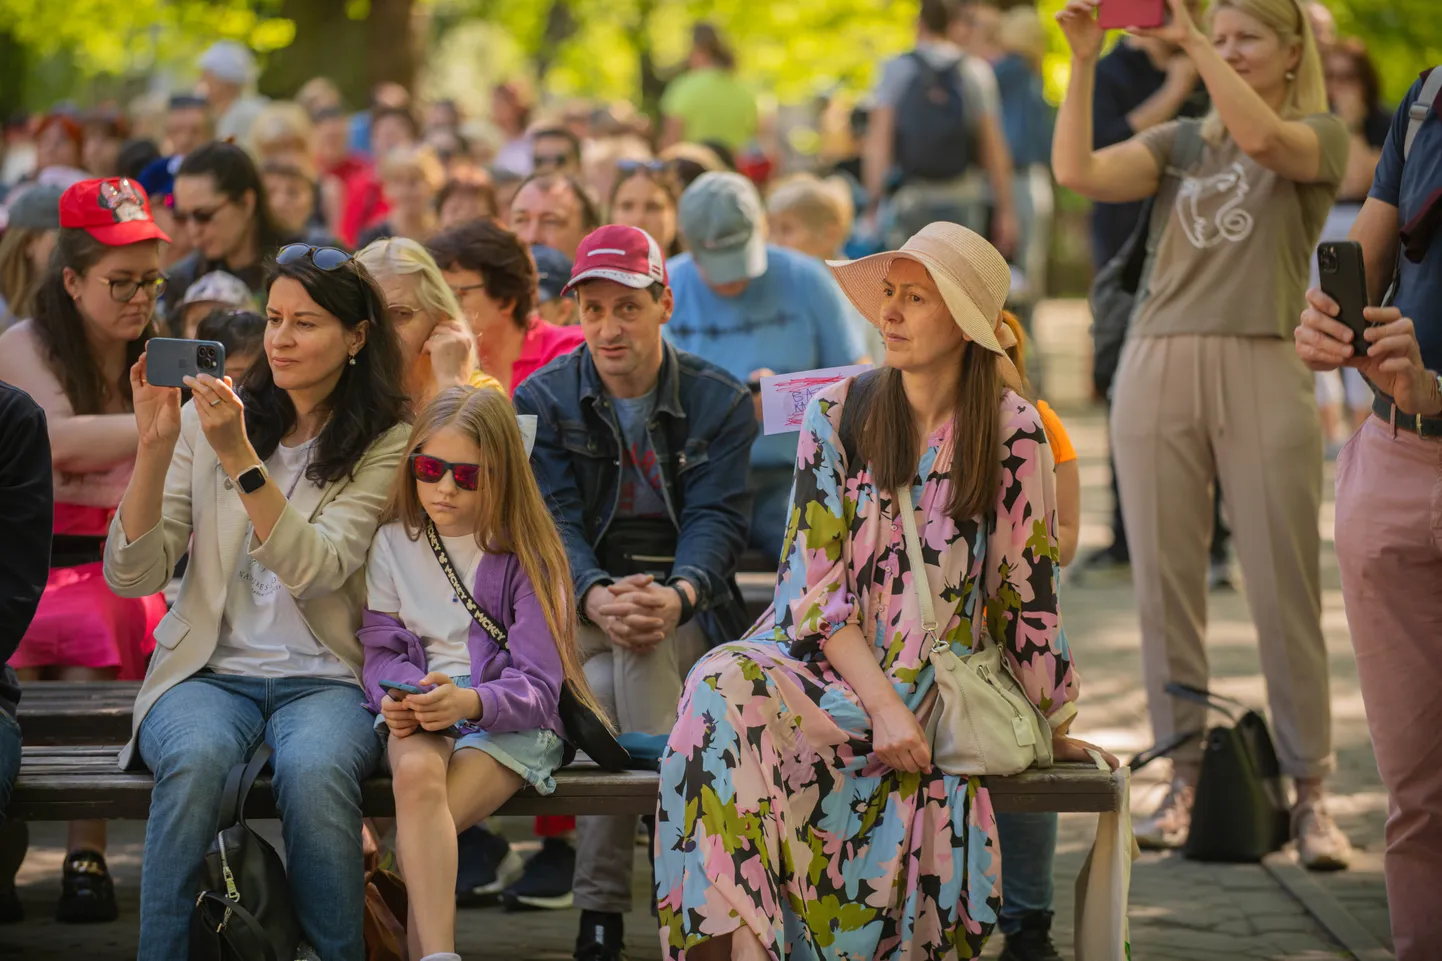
{"left": 1052, "top": 0, "right": 1352, "bottom": 872}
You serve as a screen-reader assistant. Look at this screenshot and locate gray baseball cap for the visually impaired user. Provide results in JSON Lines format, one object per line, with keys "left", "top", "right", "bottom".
{"left": 678, "top": 172, "right": 768, "bottom": 287}
{"left": 6, "top": 184, "right": 64, "bottom": 231}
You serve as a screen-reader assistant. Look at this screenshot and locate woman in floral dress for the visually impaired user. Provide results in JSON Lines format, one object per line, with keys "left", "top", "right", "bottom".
{"left": 654, "top": 223, "right": 1116, "bottom": 961}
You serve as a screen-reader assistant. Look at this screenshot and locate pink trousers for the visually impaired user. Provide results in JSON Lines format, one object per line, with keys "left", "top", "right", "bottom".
{"left": 1333, "top": 415, "right": 1442, "bottom": 961}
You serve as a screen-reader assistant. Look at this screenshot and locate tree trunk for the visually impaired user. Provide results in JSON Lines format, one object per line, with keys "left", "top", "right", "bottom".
{"left": 636, "top": 0, "right": 665, "bottom": 122}
{"left": 366, "top": 0, "right": 418, "bottom": 92}
{"left": 0, "top": 31, "right": 27, "bottom": 118}
{"left": 259, "top": 0, "right": 369, "bottom": 107}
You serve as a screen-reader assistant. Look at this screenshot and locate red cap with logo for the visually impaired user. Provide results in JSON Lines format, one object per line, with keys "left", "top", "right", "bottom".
{"left": 562, "top": 224, "right": 668, "bottom": 297}
{"left": 59, "top": 178, "right": 171, "bottom": 246}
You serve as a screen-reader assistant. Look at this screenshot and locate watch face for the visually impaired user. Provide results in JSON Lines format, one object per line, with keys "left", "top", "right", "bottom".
{"left": 238, "top": 467, "right": 267, "bottom": 494}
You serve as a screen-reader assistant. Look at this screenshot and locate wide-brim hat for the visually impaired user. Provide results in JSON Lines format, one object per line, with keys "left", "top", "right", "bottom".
{"left": 827, "top": 222, "right": 1020, "bottom": 390}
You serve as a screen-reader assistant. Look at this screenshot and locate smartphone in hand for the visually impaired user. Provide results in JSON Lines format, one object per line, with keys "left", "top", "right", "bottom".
{"left": 1097, "top": 0, "right": 1166, "bottom": 29}
{"left": 377, "top": 679, "right": 462, "bottom": 738}
{"left": 1317, "top": 241, "right": 1371, "bottom": 357}
{"left": 145, "top": 338, "right": 227, "bottom": 388}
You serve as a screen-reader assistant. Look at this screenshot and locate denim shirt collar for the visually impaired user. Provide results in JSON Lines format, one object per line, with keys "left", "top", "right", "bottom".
{"left": 577, "top": 340, "right": 688, "bottom": 421}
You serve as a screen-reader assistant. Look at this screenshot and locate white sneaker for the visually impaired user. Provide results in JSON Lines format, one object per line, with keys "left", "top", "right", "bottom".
{"left": 1294, "top": 793, "right": 1352, "bottom": 871}
{"left": 1134, "top": 776, "right": 1195, "bottom": 850}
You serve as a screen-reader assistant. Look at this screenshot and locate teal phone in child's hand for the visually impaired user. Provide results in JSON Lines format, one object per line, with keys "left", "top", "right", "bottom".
{"left": 378, "top": 679, "right": 462, "bottom": 738}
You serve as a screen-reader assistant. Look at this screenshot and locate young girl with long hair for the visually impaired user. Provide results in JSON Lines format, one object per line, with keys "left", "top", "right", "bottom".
{"left": 360, "top": 385, "right": 606, "bottom": 961}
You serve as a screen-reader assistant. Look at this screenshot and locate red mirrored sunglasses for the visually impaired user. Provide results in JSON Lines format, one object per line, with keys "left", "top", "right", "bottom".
{"left": 409, "top": 453, "right": 481, "bottom": 491}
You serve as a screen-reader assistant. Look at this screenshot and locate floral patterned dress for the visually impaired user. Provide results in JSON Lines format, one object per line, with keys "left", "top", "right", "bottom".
{"left": 654, "top": 378, "right": 1080, "bottom": 961}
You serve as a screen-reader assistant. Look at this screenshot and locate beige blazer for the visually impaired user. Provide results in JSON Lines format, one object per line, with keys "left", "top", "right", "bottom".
{"left": 104, "top": 402, "right": 410, "bottom": 769}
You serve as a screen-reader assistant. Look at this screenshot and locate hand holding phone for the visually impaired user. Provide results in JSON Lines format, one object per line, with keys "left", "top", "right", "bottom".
{"left": 144, "top": 337, "right": 227, "bottom": 389}
{"left": 378, "top": 677, "right": 466, "bottom": 738}
{"left": 1317, "top": 241, "right": 1371, "bottom": 357}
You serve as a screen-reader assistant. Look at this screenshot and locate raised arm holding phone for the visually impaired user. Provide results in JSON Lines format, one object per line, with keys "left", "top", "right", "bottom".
{"left": 1054, "top": 0, "right": 1354, "bottom": 869}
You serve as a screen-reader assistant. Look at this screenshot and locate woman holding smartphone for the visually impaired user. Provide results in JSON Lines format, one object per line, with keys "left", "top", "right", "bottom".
{"left": 0, "top": 177, "right": 170, "bottom": 922}
{"left": 1053, "top": 0, "right": 1350, "bottom": 868}
{"left": 103, "top": 244, "right": 409, "bottom": 957}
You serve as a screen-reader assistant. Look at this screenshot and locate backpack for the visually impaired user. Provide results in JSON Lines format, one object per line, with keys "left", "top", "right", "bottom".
{"left": 894, "top": 52, "right": 975, "bottom": 183}
{"left": 1087, "top": 119, "right": 1204, "bottom": 396}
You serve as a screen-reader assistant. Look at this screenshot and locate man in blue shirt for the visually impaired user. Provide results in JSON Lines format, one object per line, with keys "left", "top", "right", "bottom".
{"left": 667, "top": 172, "right": 867, "bottom": 561}
{"left": 1295, "top": 67, "right": 1442, "bottom": 961}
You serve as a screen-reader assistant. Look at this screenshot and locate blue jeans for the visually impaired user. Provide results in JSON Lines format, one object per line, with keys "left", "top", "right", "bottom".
{"left": 996, "top": 811, "right": 1058, "bottom": 936}
{"left": 138, "top": 672, "right": 384, "bottom": 961}
{"left": 0, "top": 709, "right": 20, "bottom": 825}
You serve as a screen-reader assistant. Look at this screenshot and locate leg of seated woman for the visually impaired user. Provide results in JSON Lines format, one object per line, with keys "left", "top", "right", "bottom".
{"left": 686, "top": 925, "right": 770, "bottom": 961}
{"left": 268, "top": 678, "right": 383, "bottom": 961}
{"left": 137, "top": 675, "right": 265, "bottom": 958}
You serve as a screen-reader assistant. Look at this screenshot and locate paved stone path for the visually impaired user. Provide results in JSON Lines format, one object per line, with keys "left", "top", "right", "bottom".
{"left": 0, "top": 302, "right": 1390, "bottom": 960}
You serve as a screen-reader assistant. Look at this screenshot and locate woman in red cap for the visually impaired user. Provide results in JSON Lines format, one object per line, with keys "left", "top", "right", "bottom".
{"left": 0, "top": 177, "right": 171, "bottom": 923}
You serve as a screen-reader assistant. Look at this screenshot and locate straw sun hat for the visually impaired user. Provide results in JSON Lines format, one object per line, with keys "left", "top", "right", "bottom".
{"left": 827, "top": 222, "right": 1021, "bottom": 390}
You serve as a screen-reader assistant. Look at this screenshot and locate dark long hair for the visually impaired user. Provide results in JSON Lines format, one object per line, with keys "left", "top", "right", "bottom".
{"left": 241, "top": 255, "right": 408, "bottom": 485}
{"left": 177, "top": 142, "right": 287, "bottom": 254}
{"left": 31, "top": 228, "right": 156, "bottom": 415}
{"left": 852, "top": 343, "right": 1002, "bottom": 523}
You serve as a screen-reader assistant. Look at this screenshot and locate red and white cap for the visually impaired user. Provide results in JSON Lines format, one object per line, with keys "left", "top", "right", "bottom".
{"left": 59, "top": 178, "right": 171, "bottom": 246}
{"left": 562, "top": 224, "right": 668, "bottom": 296}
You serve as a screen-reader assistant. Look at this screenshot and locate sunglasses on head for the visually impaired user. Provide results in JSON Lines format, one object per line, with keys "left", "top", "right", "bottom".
{"left": 277, "top": 243, "right": 354, "bottom": 271}
{"left": 410, "top": 453, "right": 481, "bottom": 491}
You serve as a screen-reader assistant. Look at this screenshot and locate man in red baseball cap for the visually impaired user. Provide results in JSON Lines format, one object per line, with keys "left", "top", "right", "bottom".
{"left": 513, "top": 224, "right": 756, "bottom": 957}
{"left": 59, "top": 177, "right": 171, "bottom": 246}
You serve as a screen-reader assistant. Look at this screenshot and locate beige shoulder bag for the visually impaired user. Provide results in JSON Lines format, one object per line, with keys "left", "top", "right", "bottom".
{"left": 895, "top": 483, "right": 1053, "bottom": 777}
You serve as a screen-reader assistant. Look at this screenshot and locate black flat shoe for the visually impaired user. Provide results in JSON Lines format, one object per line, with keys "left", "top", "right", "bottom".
{"left": 56, "top": 849, "right": 118, "bottom": 924}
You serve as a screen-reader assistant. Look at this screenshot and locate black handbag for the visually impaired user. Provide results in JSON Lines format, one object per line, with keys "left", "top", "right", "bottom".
{"left": 424, "top": 519, "right": 632, "bottom": 773}
{"left": 190, "top": 742, "right": 301, "bottom": 961}
{"left": 1130, "top": 682, "right": 1291, "bottom": 863}
{"left": 597, "top": 517, "right": 678, "bottom": 580}
{"left": 1088, "top": 120, "right": 1204, "bottom": 396}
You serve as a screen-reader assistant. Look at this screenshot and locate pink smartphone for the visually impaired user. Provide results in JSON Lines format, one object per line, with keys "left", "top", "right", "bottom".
{"left": 1097, "top": 0, "right": 1166, "bottom": 29}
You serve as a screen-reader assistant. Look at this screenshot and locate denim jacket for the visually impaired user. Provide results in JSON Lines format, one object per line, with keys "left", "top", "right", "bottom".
{"left": 513, "top": 342, "right": 757, "bottom": 644}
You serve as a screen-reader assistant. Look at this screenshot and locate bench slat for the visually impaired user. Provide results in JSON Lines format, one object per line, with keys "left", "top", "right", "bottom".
{"left": 11, "top": 747, "right": 1118, "bottom": 820}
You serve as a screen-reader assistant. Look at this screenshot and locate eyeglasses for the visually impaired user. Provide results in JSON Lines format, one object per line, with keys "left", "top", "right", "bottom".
{"left": 277, "top": 244, "right": 354, "bottom": 271}
{"left": 532, "top": 152, "right": 573, "bottom": 171}
{"left": 103, "top": 276, "right": 167, "bottom": 302}
{"left": 410, "top": 453, "right": 481, "bottom": 491}
{"left": 172, "top": 201, "right": 229, "bottom": 227}
{"left": 448, "top": 282, "right": 487, "bottom": 299}
{"left": 615, "top": 159, "right": 671, "bottom": 176}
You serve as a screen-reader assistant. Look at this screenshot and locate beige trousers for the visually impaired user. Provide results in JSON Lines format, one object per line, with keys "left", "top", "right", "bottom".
{"left": 572, "top": 621, "right": 709, "bottom": 913}
{"left": 1111, "top": 334, "right": 1333, "bottom": 778}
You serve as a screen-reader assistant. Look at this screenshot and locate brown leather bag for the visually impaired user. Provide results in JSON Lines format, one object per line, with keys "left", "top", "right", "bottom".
{"left": 362, "top": 820, "right": 408, "bottom": 961}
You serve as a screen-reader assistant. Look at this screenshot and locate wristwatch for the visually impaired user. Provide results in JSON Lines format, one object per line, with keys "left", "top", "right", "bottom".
{"left": 236, "top": 465, "right": 268, "bottom": 494}
{"left": 668, "top": 579, "right": 696, "bottom": 626}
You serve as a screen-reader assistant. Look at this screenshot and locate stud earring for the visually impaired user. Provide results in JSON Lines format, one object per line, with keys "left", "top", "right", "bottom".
{"left": 1285, "top": 70, "right": 1296, "bottom": 81}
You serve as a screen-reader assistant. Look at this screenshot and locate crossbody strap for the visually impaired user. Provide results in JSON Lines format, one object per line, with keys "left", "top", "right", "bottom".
{"left": 217, "top": 742, "right": 273, "bottom": 832}
{"left": 895, "top": 484, "right": 986, "bottom": 658}
{"left": 425, "top": 519, "right": 508, "bottom": 650}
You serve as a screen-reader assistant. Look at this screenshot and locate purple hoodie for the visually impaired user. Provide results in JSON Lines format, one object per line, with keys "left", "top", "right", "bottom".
{"left": 358, "top": 550, "right": 565, "bottom": 738}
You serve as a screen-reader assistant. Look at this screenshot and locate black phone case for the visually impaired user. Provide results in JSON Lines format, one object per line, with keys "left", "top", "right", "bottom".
{"left": 1317, "top": 242, "right": 1370, "bottom": 357}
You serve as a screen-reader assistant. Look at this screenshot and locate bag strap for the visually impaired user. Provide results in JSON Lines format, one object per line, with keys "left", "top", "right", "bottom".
{"left": 1128, "top": 729, "right": 1204, "bottom": 772}
{"left": 425, "top": 518, "right": 508, "bottom": 651}
{"left": 1164, "top": 681, "right": 1244, "bottom": 721}
{"left": 217, "top": 742, "right": 273, "bottom": 832}
{"left": 1405, "top": 67, "right": 1442, "bottom": 161}
{"left": 895, "top": 483, "right": 986, "bottom": 658}
{"left": 194, "top": 891, "right": 280, "bottom": 961}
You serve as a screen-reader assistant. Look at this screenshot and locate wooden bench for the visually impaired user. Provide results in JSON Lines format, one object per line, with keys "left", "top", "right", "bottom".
{"left": 14, "top": 678, "right": 1122, "bottom": 822}
{"left": 11, "top": 746, "right": 1120, "bottom": 821}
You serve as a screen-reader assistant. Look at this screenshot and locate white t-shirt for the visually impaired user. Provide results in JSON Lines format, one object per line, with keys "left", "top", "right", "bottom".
{"left": 365, "top": 520, "right": 484, "bottom": 679}
{"left": 208, "top": 438, "right": 353, "bottom": 681}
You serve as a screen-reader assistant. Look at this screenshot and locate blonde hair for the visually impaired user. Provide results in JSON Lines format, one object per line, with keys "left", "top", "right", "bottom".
{"left": 249, "top": 101, "right": 315, "bottom": 163}
{"left": 765, "top": 174, "right": 855, "bottom": 243}
{"left": 385, "top": 386, "right": 613, "bottom": 732}
{"left": 378, "top": 144, "right": 447, "bottom": 191}
{"left": 998, "top": 310, "right": 1035, "bottom": 401}
{"left": 357, "top": 236, "right": 465, "bottom": 329}
{"left": 1203, "top": 0, "right": 1327, "bottom": 143}
{"left": 0, "top": 227, "right": 45, "bottom": 322}
{"left": 998, "top": 8, "right": 1049, "bottom": 71}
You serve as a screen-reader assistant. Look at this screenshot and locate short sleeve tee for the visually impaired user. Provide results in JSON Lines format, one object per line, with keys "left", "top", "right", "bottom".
{"left": 1130, "top": 114, "right": 1350, "bottom": 340}
{"left": 366, "top": 520, "right": 483, "bottom": 679}
{"left": 612, "top": 390, "right": 667, "bottom": 519}
{"left": 660, "top": 68, "right": 759, "bottom": 151}
{"left": 1370, "top": 73, "right": 1442, "bottom": 372}
{"left": 1036, "top": 400, "right": 1076, "bottom": 465}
